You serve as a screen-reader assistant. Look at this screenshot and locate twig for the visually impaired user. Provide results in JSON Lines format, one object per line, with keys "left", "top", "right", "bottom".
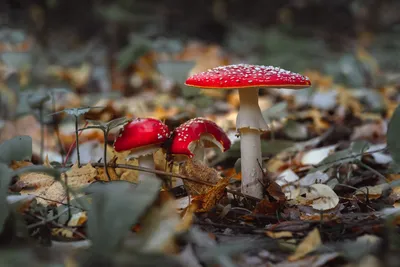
{"left": 85, "top": 162, "right": 260, "bottom": 201}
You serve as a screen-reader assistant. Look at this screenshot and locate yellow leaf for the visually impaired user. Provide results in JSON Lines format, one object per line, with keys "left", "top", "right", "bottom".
{"left": 192, "top": 176, "right": 230, "bottom": 213}
{"left": 288, "top": 228, "right": 322, "bottom": 261}
{"left": 266, "top": 231, "right": 293, "bottom": 239}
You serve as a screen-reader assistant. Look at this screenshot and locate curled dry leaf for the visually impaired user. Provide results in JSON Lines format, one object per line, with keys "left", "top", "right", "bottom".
{"left": 267, "top": 180, "right": 286, "bottom": 203}
{"left": 299, "top": 184, "right": 339, "bottom": 211}
{"left": 191, "top": 176, "right": 230, "bottom": 213}
{"left": 180, "top": 159, "right": 220, "bottom": 195}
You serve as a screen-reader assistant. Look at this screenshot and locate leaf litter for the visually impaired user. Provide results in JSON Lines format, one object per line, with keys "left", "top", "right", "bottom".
{"left": 0, "top": 32, "right": 400, "bottom": 267}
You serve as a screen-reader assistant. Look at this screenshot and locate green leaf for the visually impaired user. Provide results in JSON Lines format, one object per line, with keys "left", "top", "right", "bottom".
{"left": 388, "top": 104, "right": 400, "bottom": 165}
{"left": 0, "top": 136, "right": 32, "bottom": 164}
{"left": 85, "top": 178, "right": 161, "bottom": 256}
{"left": 0, "top": 163, "right": 12, "bottom": 232}
{"left": 309, "top": 140, "right": 370, "bottom": 173}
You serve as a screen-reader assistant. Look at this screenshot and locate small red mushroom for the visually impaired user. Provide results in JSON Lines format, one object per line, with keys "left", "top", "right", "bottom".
{"left": 185, "top": 64, "right": 311, "bottom": 198}
{"left": 169, "top": 117, "right": 231, "bottom": 162}
{"left": 114, "top": 118, "right": 169, "bottom": 181}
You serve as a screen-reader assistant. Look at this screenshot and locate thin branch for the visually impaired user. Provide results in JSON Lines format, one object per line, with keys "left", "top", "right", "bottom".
{"left": 82, "top": 162, "right": 260, "bottom": 201}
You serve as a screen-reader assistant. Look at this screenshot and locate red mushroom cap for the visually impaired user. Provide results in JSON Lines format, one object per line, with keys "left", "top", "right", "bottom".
{"left": 114, "top": 118, "right": 169, "bottom": 152}
{"left": 169, "top": 118, "right": 231, "bottom": 158}
{"left": 185, "top": 64, "right": 311, "bottom": 89}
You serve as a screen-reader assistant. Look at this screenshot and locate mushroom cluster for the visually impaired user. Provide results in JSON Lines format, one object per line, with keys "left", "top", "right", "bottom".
{"left": 113, "top": 117, "right": 231, "bottom": 183}
{"left": 185, "top": 64, "right": 311, "bottom": 199}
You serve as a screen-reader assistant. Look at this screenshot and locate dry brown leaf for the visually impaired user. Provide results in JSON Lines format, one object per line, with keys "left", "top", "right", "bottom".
{"left": 267, "top": 181, "right": 286, "bottom": 203}
{"left": 288, "top": 227, "right": 322, "bottom": 261}
{"left": 191, "top": 176, "right": 230, "bottom": 213}
{"left": 20, "top": 163, "right": 97, "bottom": 205}
{"left": 180, "top": 159, "right": 220, "bottom": 195}
{"left": 253, "top": 198, "right": 280, "bottom": 215}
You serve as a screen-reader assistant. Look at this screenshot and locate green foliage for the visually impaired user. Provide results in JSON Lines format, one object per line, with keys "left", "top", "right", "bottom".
{"left": 85, "top": 178, "right": 161, "bottom": 259}
{"left": 309, "top": 140, "right": 370, "bottom": 173}
{"left": 0, "top": 163, "right": 12, "bottom": 232}
{"left": 0, "top": 136, "right": 32, "bottom": 164}
{"left": 387, "top": 104, "right": 400, "bottom": 166}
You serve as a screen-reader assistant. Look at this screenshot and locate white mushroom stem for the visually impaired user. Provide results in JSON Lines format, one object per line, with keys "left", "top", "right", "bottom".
{"left": 236, "top": 87, "right": 268, "bottom": 199}
{"left": 137, "top": 154, "right": 156, "bottom": 182}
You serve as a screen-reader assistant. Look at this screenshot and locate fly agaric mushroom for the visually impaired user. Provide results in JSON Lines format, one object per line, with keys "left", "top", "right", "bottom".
{"left": 169, "top": 118, "right": 231, "bottom": 162}
{"left": 113, "top": 118, "right": 170, "bottom": 181}
{"left": 185, "top": 64, "right": 311, "bottom": 199}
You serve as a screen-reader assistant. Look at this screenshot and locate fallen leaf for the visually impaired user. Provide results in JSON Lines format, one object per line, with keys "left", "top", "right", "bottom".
{"left": 288, "top": 228, "right": 322, "bottom": 261}
{"left": 298, "top": 184, "right": 339, "bottom": 211}
{"left": 180, "top": 159, "right": 219, "bottom": 195}
{"left": 253, "top": 198, "right": 280, "bottom": 215}
{"left": 265, "top": 231, "right": 293, "bottom": 239}
{"left": 191, "top": 176, "right": 230, "bottom": 213}
{"left": 301, "top": 145, "right": 338, "bottom": 165}
{"left": 20, "top": 163, "right": 97, "bottom": 205}
{"left": 355, "top": 184, "right": 387, "bottom": 200}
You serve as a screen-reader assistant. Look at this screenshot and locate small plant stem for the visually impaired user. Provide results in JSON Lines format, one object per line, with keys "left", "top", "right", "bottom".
{"left": 39, "top": 105, "right": 44, "bottom": 164}
{"left": 74, "top": 115, "right": 81, "bottom": 167}
{"left": 64, "top": 172, "right": 72, "bottom": 222}
{"left": 64, "top": 121, "right": 88, "bottom": 167}
{"left": 103, "top": 129, "right": 112, "bottom": 181}
{"left": 51, "top": 93, "right": 65, "bottom": 162}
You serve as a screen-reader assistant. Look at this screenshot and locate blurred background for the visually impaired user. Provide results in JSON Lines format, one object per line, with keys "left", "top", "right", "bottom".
{"left": 0, "top": 0, "right": 399, "bottom": 163}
